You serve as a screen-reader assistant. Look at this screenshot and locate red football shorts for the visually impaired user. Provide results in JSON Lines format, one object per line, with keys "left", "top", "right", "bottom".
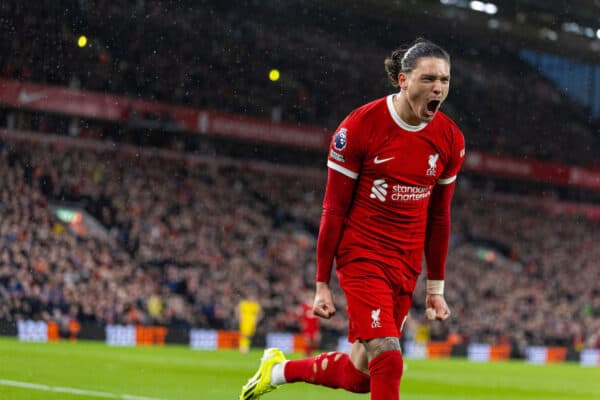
{"left": 336, "top": 254, "right": 420, "bottom": 343}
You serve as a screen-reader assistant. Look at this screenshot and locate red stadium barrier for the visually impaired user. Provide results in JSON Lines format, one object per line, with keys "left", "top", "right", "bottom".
{"left": 427, "top": 341, "right": 453, "bottom": 358}
{"left": 0, "top": 79, "right": 329, "bottom": 150}
{"left": 216, "top": 330, "right": 240, "bottom": 349}
{"left": 546, "top": 347, "right": 568, "bottom": 363}
{"left": 490, "top": 344, "right": 511, "bottom": 361}
{"left": 1, "top": 79, "right": 600, "bottom": 191}
{"left": 135, "top": 326, "right": 168, "bottom": 346}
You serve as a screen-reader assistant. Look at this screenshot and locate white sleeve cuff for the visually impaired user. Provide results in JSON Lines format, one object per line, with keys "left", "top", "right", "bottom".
{"left": 427, "top": 280, "right": 444, "bottom": 295}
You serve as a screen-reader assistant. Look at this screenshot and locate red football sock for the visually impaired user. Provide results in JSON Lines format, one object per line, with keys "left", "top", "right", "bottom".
{"left": 284, "top": 352, "right": 370, "bottom": 393}
{"left": 368, "top": 351, "right": 403, "bottom": 400}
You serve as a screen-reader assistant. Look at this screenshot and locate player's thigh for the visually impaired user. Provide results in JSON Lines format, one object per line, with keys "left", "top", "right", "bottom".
{"left": 337, "top": 262, "right": 398, "bottom": 342}
{"left": 362, "top": 336, "right": 401, "bottom": 361}
{"left": 349, "top": 341, "right": 369, "bottom": 374}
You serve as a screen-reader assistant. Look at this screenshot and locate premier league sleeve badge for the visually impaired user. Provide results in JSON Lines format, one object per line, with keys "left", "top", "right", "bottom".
{"left": 333, "top": 128, "right": 347, "bottom": 151}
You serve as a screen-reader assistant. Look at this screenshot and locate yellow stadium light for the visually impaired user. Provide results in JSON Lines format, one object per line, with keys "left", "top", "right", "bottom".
{"left": 269, "top": 69, "right": 280, "bottom": 81}
{"left": 78, "top": 35, "right": 88, "bottom": 48}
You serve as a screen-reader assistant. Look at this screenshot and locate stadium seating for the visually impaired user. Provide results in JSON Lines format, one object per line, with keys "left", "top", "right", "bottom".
{"left": 1, "top": 135, "right": 599, "bottom": 353}
{"left": 1, "top": 1, "right": 599, "bottom": 355}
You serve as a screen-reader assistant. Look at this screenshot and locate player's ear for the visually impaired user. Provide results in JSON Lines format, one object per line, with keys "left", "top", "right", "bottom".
{"left": 398, "top": 72, "right": 408, "bottom": 91}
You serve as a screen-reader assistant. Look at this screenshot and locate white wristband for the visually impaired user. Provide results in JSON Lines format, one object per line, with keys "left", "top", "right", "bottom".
{"left": 427, "top": 280, "right": 444, "bottom": 295}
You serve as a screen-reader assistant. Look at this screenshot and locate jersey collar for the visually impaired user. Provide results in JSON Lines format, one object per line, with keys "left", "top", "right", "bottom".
{"left": 386, "top": 94, "right": 428, "bottom": 132}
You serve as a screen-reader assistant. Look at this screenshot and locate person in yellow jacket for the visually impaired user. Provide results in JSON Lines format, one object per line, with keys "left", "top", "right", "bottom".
{"left": 237, "top": 291, "right": 263, "bottom": 353}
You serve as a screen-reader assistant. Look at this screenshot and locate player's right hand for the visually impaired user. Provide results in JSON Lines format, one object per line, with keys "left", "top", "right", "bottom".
{"left": 313, "top": 282, "right": 336, "bottom": 319}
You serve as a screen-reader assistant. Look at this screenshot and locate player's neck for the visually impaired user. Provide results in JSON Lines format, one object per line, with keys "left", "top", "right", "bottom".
{"left": 393, "top": 92, "right": 422, "bottom": 126}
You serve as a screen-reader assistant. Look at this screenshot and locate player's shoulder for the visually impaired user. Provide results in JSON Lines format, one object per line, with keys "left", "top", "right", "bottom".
{"left": 345, "top": 96, "right": 388, "bottom": 123}
{"left": 433, "top": 111, "right": 466, "bottom": 158}
{"left": 433, "top": 111, "right": 464, "bottom": 138}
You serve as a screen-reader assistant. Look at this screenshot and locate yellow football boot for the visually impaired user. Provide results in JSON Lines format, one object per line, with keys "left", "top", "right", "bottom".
{"left": 239, "top": 348, "right": 287, "bottom": 400}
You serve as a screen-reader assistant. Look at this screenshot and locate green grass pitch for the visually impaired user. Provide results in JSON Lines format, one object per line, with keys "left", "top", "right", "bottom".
{"left": 0, "top": 337, "right": 598, "bottom": 399}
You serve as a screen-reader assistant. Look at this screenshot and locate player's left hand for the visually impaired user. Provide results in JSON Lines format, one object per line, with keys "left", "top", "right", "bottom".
{"left": 425, "top": 294, "right": 451, "bottom": 321}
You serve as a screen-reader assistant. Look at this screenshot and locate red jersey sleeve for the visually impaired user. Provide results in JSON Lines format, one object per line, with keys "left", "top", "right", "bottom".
{"left": 316, "top": 112, "right": 367, "bottom": 283}
{"left": 425, "top": 181, "right": 455, "bottom": 281}
{"left": 316, "top": 169, "right": 355, "bottom": 283}
{"left": 425, "top": 125, "right": 465, "bottom": 281}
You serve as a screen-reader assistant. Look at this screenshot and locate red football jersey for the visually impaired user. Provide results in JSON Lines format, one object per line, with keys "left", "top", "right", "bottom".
{"left": 327, "top": 95, "right": 465, "bottom": 274}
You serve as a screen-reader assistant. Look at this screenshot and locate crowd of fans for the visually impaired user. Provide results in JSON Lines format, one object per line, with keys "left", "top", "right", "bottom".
{"left": 1, "top": 135, "right": 599, "bottom": 354}
{"left": 0, "top": 137, "right": 329, "bottom": 333}
{"left": 440, "top": 190, "right": 600, "bottom": 351}
{"left": 1, "top": 0, "right": 599, "bottom": 355}
{"left": 1, "top": 0, "right": 599, "bottom": 166}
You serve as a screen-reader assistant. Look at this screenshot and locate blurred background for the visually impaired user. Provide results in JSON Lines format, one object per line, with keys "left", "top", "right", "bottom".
{"left": 0, "top": 0, "right": 599, "bottom": 361}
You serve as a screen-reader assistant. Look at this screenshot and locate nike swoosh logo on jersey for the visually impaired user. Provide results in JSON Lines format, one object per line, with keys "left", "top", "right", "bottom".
{"left": 373, "top": 156, "right": 395, "bottom": 164}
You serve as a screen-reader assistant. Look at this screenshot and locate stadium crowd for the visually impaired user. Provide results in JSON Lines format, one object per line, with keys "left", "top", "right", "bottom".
{"left": 1, "top": 136, "right": 599, "bottom": 354}
{"left": 1, "top": 0, "right": 599, "bottom": 167}
{"left": 1, "top": 0, "right": 599, "bottom": 356}
{"left": 441, "top": 191, "right": 600, "bottom": 351}
{"left": 0, "top": 138, "right": 334, "bottom": 333}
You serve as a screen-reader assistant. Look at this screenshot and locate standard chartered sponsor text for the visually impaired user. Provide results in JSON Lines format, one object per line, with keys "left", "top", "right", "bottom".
{"left": 391, "top": 185, "right": 431, "bottom": 201}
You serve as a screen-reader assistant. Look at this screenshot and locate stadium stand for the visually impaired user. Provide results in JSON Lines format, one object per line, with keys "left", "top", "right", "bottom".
{"left": 1, "top": 1, "right": 599, "bottom": 358}
{"left": 1, "top": 133, "right": 599, "bottom": 354}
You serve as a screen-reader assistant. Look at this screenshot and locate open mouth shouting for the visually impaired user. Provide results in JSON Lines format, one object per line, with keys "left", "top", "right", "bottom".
{"left": 426, "top": 99, "right": 441, "bottom": 117}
